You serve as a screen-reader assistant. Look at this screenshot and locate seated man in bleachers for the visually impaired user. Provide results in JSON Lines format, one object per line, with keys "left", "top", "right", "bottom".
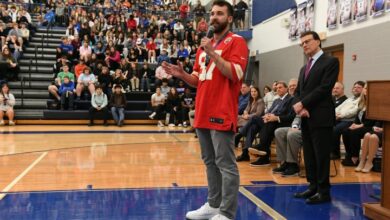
{"left": 59, "top": 76, "right": 75, "bottom": 110}
{"left": 89, "top": 85, "right": 108, "bottom": 126}
{"left": 56, "top": 37, "right": 74, "bottom": 60}
{"left": 155, "top": 65, "right": 174, "bottom": 87}
{"left": 48, "top": 65, "right": 75, "bottom": 101}
{"left": 139, "top": 62, "right": 153, "bottom": 92}
{"left": 273, "top": 115, "right": 302, "bottom": 177}
{"left": 248, "top": 81, "right": 296, "bottom": 166}
{"left": 76, "top": 67, "right": 96, "bottom": 100}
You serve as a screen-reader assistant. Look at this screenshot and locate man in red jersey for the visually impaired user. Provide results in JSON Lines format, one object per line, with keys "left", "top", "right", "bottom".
{"left": 161, "top": 1, "right": 248, "bottom": 219}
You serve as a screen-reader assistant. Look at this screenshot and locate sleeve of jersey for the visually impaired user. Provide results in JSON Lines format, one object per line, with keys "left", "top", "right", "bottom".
{"left": 229, "top": 37, "right": 249, "bottom": 83}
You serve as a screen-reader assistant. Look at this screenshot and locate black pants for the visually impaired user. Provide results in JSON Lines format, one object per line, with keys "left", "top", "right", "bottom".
{"left": 239, "top": 115, "right": 264, "bottom": 149}
{"left": 60, "top": 91, "right": 74, "bottom": 109}
{"left": 256, "top": 121, "right": 280, "bottom": 158}
{"left": 342, "top": 126, "right": 372, "bottom": 158}
{"left": 301, "top": 120, "right": 332, "bottom": 195}
{"left": 332, "top": 120, "right": 353, "bottom": 155}
{"left": 153, "top": 104, "right": 165, "bottom": 120}
{"left": 89, "top": 107, "right": 109, "bottom": 122}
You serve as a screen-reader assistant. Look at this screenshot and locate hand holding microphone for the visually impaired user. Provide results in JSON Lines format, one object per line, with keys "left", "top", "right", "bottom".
{"left": 200, "top": 25, "right": 215, "bottom": 54}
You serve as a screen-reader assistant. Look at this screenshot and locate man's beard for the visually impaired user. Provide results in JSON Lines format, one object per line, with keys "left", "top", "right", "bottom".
{"left": 212, "top": 19, "right": 229, "bottom": 34}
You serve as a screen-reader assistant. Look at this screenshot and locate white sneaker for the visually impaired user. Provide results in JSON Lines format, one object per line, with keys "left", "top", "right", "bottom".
{"left": 8, "top": 121, "right": 15, "bottom": 126}
{"left": 185, "top": 202, "right": 219, "bottom": 220}
{"left": 149, "top": 112, "right": 156, "bottom": 119}
{"left": 210, "top": 214, "right": 232, "bottom": 220}
{"left": 0, "top": 120, "right": 4, "bottom": 126}
{"left": 157, "top": 121, "right": 165, "bottom": 127}
{"left": 168, "top": 123, "right": 175, "bottom": 127}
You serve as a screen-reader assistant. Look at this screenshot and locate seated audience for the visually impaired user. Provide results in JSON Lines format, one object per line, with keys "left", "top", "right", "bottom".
{"left": 89, "top": 86, "right": 108, "bottom": 126}
{"left": 112, "top": 69, "right": 128, "bottom": 92}
{"left": 166, "top": 87, "right": 182, "bottom": 126}
{"left": 76, "top": 67, "right": 96, "bottom": 100}
{"left": 238, "top": 86, "right": 264, "bottom": 128}
{"left": 247, "top": 81, "right": 296, "bottom": 166}
{"left": 332, "top": 82, "right": 348, "bottom": 108}
{"left": 0, "top": 83, "right": 15, "bottom": 126}
{"left": 48, "top": 65, "right": 75, "bottom": 101}
{"left": 331, "top": 81, "right": 365, "bottom": 159}
{"left": 238, "top": 83, "right": 250, "bottom": 115}
{"left": 355, "top": 125, "right": 383, "bottom": 173}
{"left": 0, "top": 46, "right": 19, "bottom": 81}
{"left": 273, "top": 115, "right": 302, "bottom": 177}
{"left": 149, "top": 87, "right": 166, "bottom": 127}
{"left": 263, "top": 81, "right": 279, "bottom": 112}
{"left": 140, "top": 62, "right": 153, "bottom": 92}
{"left": 181, "top": 87, "right": 195, "bottom": 127}
{"left": 59, "top": 76, "right": 75, "bottom": 110}
{"left": 98, "top": 66, "right": 113, "bottom": 97}
{"left": 155, "top": 65, "right": 175, "bottom": 87}
{"left": 110, "top": 85, "right": 127, "bottom": 127}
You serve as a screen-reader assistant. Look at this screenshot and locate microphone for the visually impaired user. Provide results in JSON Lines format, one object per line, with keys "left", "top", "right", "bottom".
{"left": 201, "top": 25, "right": 215, "bottom": 50}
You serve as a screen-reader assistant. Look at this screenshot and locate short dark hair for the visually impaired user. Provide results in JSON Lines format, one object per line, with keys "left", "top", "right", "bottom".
{"left": 354, "top": 81, "right": 365, "bottom": 87}
{"left": 276, "top": 81, "right": 288, "bottom": 88}
{"left": 300, "top": 31, "right": 322, "bottom": 48}
{"left": 212, "top": 0, "right": 234, "bottom": 17}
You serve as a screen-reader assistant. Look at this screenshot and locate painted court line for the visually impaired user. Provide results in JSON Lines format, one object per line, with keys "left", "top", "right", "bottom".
{"left": 239, "top": 186, "right": 287, "bottom": 220}
{"left": 0, "top": 152, "right": 48, "bottom": 200}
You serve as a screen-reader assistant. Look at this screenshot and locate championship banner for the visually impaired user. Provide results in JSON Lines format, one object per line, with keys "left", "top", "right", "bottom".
{"left": 371, "top": 0, "right": 386, "bottom": 16}
{"left": 306, "top": 0, "right": 315, "bottom": 31}
{"left": 340, "top": 0, "right": 353, "bottom": 25}
{"left": 297, "top": 1, "right": 307, "bottom": 36}
{"left": 354, "top": 0, "right": 368, "bottom": 21}
{"left": 327, "top": 0, "right": 338, "bottom": 29}
{"left": 289, "top": 7, "right": 298, "bottom": 40}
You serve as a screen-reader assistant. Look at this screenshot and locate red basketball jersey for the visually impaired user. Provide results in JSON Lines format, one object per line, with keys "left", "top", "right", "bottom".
{"left": 192, "top": 32, "right": 248, "bottom": 131}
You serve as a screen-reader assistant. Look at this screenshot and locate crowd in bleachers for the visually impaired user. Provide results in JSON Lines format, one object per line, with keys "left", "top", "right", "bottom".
{"left": 235, "top": 80, "right": 383, "bottom": 174}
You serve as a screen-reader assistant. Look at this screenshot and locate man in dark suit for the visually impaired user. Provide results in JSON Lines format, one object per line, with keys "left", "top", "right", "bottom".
{"left": 248, "top": 81, "right": 296, "bottom": 166}
{"left": 332, "top": 82, "right": 348, "bottom": 108}
{"left": 292, "top": 31, "right": 339, "bottom": 204}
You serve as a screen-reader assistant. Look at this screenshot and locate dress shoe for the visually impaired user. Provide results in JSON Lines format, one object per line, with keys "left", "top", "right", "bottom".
{"left": 294, "top": 189, "right": 316, "bottom": 199}
{"left": 330, "top": 152, "right": 340, "bottom": 160}
{"left": 236, "top": 154, "right": 250, "bottom": 162}
{"left": 248, "top": 145, "right": 268, "bottom": 156}
{"left": 305, "top": 193, "right": 331, "bottom": 204}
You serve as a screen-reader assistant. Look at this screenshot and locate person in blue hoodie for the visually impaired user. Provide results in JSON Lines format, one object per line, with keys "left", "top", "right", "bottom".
{"left": 59, "top": 76, "right": 75, "bottom": 110}
{"left": 42, "top": 8, "right": 55, "bottom": 28}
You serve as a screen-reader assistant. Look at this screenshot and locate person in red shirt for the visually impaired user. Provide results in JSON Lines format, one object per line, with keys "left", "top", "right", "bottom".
{"left": 179, "top": 0, "right": 190, "bottom": 22}
{"left": 197, "top": 17, "right": 208, "bottom": 38}
{"left": 162, "top": 1, "right": 248, "bottom": 220}
{"left": 126, "top": 14, "right": 137, "bottom": 32}
{"left": 146, "top": 38, "right": 157, "bottom": 63}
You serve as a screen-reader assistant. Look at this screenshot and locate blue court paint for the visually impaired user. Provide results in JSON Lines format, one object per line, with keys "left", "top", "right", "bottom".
{"left": 0, "top": 187, "right": 271, "bottom": 220}
{"left": 250, "top": 181, "right": 277, "bottom": 185}
{"left": 0, "top": 130, "right": 194, "bottom": 135}
{"left": 245, "top": 183, "right": 381, "bottom": 220}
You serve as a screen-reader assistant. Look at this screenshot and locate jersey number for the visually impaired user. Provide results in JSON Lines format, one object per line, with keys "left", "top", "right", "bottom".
{"left": 199, "top": 50, "right": 222, "bottom": 81}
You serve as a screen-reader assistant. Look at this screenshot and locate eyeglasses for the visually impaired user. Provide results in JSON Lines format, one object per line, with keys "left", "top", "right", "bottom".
{"left": 299, "top": 38, "right": 314, "bottom": 47}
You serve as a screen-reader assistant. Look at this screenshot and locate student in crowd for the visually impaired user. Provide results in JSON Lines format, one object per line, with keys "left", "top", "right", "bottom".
{"left": 140, "top": 62, "right": 153, "bottom": 92}
{"left": 110, "top": 85, "right": 127, "bottom": 127}
{"left": 149, "top": 87, "right": 166, "bottom": 127}
{"left": 181, "top": 87, "right": 195, "bottom": 127}
{"left": 59, "top": 76, "right": 75, "bottom": 110}
{"left": 166, "top": 87, "right": 182, "bottom": 127}
{"left": 76, "top": 67, "right": 96, "bottom": 100}
{"left": 97, "top": 66, "right": 113, "bottom": 97}
{"left": 238, "top": 83, "right": 250, "bottom": 115}
{"left": 48, "top": 65, "right": 75, "bottom": 101}
{"left": 237, "top": 86, "right": 264, "bottom": 128}
{"left": 89, "top": 85, "right": 108, "bottom": 126}
{"left": 0, "top": 83, "right": 16, "bottom": 126}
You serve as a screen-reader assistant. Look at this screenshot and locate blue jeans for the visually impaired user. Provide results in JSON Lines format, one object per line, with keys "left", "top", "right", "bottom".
{"left": 140, "top": 77, "right": 150, "bottom": 91}
{"left": 111, "top": 107, "right": 124, "bottom": 124}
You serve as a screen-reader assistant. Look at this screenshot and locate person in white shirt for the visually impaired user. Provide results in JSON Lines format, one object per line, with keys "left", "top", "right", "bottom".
{"left": 149, "top": 87, "right": 166, "bottom": 127}
{"left": 76, "top": 67, "right": 96, "bottom": 100}
{"left": 263, "top": 81, "right": 279, "bottom": 112}
{"left": 0, "top": 83, "right": 16, "bottom": 126}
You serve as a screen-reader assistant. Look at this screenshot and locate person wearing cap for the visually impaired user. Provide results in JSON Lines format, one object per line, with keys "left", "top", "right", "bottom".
{"left": 109, "top": 84, "right": 127, "bottom": 127}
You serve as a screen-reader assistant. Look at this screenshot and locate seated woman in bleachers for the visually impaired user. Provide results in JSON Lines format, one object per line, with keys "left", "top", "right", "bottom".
{"left": 89, "top": 85, "right": 109, "bottom": 126}
{"left": 110, "top": 85, "right": 127, "bottom": 127}
{"left": 342, "top": 84, "right": 383, "bottom": 169}
{"left": 76, "top": 67, "right": 96, "bottom": 100}
{"left": 140, "top": 62, "right": 153, "bottom": 92}
{"left": 149, "top": 87, "right": 166, "bottom": 127}
{"left": 166, "top": 87, "right": 182, "bottom": 127}
{"left": 79, "top": 40, "right": 92, "bottom": 63}
{"left": 105, "top": 46, "right": 121, "bottom": 70}
{"left": 0, "top": 83, "right": 15, "bottom": 126}
{"left": 59, "top": 76, "right": 75, "bottom": 110}
{"left": 129, "top": 62, "right": 140, "bottom": 91}
{"left": 237, "top": 86, "right": 265, "bottom": 127}
{"left": 0, "top": 46, "right": 20, "bottom": 82}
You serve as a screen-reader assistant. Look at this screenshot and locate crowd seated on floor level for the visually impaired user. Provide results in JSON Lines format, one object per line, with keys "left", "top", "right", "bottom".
{"left": 235, "top": 80, "right": 383, "bottom": 175}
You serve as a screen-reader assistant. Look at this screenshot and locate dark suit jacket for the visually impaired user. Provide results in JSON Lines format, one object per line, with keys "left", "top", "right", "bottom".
{"left": 295, "top": 53, "right": 339, "bottom": 128}
{"left": 268, "top": 94, "right": 296, "bottom": 127}
{"left": 333, "top": 95, "right": 348, "bottom": 108}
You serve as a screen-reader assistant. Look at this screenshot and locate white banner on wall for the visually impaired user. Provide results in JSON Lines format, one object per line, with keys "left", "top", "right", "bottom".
{"left": 354, "top": 0, "right": 369, "bottom": 21}
{"left": 340, "top": 0, "right": 353, "bottom": 25}
{"left": 371, "top": 0, "right": 386, "bottom": 16}
{"left": 327, "top": 0, "right": 338, "bottom": 29}
{"left": 289, "top": 7, "right": 298, "bottom": 40}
